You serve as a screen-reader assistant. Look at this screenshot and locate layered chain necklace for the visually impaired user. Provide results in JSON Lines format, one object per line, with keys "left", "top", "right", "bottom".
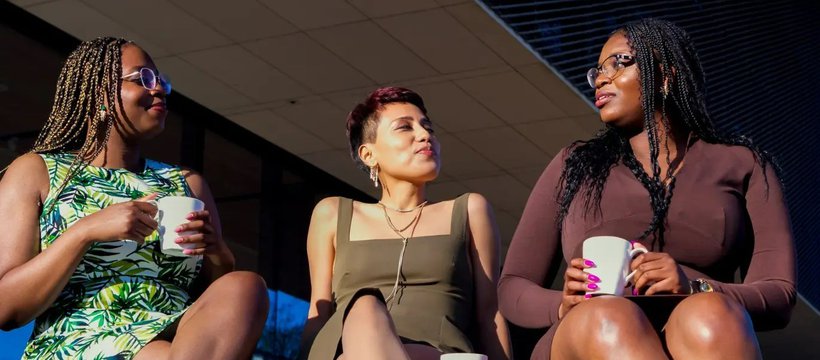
{"left": 377, "top": 200, "right": 427, "bottom": 304}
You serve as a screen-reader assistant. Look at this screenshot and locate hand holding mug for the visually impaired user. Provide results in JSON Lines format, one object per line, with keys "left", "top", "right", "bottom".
{"left": 558, "top": 257, "right": 599, "bottom": 319}
{"left": 71, "top": 193, "right": 159, "bottom": 244}
{"left": 630, "top": 250, "right": 690, "bottom": 295}
{"left": 582, "top": 236, "right": 648, "bottom": 296}
{"left": 173, "top": 209, "right": 224, "bottom": 256}
{"left": 151, "top": 196, "right": 230, "bottom": 259}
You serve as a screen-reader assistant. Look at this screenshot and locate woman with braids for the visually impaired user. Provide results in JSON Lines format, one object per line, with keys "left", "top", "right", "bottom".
{"left": 498, "top": 18, "right": 795, "bottom": 360}
{"left": 301, "top": 87, "right": 512, "bottom": 359}
{"left": 0, "top": 37, "right": 268, "bottom": 359}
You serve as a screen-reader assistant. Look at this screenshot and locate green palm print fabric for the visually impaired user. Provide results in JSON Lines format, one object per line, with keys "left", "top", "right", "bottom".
{"left": 22, "top": 153, "right": 203, "bottom": 359}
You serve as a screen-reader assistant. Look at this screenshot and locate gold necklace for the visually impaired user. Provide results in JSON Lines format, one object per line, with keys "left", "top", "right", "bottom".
{"left": 379, "top": 201, "right": 426, "bottom": 304}
{"left": 378, "top": 200, "right": 428, "bottom": 213}
{"left": 378, "top": 201, "right": 426, "bottom": 233}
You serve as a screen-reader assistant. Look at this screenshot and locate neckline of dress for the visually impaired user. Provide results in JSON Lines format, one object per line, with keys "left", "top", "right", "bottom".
{"left": 62, "top": 153, "right": 151, "bottom": 175}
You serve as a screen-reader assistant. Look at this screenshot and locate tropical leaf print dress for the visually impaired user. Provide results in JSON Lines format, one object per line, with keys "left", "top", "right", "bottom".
{"left": 22, "top": 153, "right": 202, "bottom": 359}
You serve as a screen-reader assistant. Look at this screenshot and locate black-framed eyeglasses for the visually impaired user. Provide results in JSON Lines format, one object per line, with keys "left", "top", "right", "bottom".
{"left": 586, "top": 54, "right": 635, "bottom": 88}
{"left": 122, "top": 67, "right": 172, "bottom": 94}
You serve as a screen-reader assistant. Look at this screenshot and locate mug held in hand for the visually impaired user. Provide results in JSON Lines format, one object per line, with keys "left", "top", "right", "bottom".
{"left": 582, "top": 236, "right": 648, "bottom": 296}
{"left": 148, "top": 196, "right": 205, "bottom": 257}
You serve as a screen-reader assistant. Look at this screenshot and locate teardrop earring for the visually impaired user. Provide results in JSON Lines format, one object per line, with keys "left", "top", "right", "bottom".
{"left": 369, "top": 166, "right": 380, "bottom": 188}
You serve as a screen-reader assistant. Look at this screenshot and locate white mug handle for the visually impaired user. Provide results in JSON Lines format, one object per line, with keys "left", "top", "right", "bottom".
{"left": 145, "top": 199, "right": 162, "bottom": 222}
{"left": 624, "top": 247, "right": 649, "bottom": 284}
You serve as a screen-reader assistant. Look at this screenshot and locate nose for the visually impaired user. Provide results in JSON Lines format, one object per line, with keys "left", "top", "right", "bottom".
{"left": 594, "top": 73, "right": 610, "bottom": 89}
{"left": 150, "top": 88, "right": 167, "bottom": 100}
{"left": 415, "top": 124, "right": 431, "bottom": 142}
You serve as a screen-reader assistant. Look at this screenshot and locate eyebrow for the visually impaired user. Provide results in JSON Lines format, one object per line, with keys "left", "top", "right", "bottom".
{"left": 391, "top": 116, "right": 432, "bottom": 125}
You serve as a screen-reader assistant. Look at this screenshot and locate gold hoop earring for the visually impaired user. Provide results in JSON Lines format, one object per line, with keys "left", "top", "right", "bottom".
{"left": 369, "top": 166, "right": 379, "bottom": 188}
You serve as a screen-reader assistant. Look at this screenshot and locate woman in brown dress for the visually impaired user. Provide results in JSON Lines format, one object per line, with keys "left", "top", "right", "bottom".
{"left": 301, "top": 87, "right": 512, "bottom": 359}
{"left": 498, "top": 18, "right": 795, "bottom": 359}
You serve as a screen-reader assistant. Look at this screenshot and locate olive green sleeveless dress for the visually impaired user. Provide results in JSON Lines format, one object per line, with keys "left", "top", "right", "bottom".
{"left": 307, "top": 194, "right": 476, "bottom": 359}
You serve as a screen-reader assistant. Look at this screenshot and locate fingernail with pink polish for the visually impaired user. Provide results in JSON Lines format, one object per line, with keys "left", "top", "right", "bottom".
{"left": 583, "top": 259, "right": 596, "bottom": 267}
{"left": 174, "top": 237, "right": 183, "bottom": 243}
{"left": 587, "top": 274, "right": 601, "bottom": 283}
{"left": 175, "top": 226, "right": 184, "bottom": 232}
{"left": 632, "top": 288, "right": 638, "bottom": 296}
{"left": 183, "top": 249, "right": 191, "bottom": 255}
{"left": 587, "top": 283, "right": 598, "bottom": 290}
{"left": 584, "top": 294, "right": 592, "bottom": 299}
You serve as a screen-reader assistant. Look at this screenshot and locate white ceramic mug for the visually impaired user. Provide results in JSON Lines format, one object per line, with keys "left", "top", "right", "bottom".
{"left": 440, "top": 354, "right": 488, "bottom": 360}
{"left": 151, "top": 196, "right": 204, "bottom": 257}
{"left": 582, "top": 236, "right": 648, "bottom": 296}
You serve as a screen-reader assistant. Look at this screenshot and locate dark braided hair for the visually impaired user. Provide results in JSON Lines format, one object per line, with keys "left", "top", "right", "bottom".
{"left": 557, "top": 18, "right": 776, "bottom": 250}
{"left": 28, "top": 37, "right": 131, "bottom": 206}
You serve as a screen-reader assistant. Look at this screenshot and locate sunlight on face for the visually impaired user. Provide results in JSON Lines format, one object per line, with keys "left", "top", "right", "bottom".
{"left": 369, "top": 102, "right": 440, "bottom": 185}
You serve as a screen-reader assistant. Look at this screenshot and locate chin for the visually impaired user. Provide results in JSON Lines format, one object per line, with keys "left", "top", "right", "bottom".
{"left": 408, "top": 168, "right": 439, "bottom": 184}
{"left": 140, "top": 122, "right": 165, "bottom": 139}
{"left": 598, "top": 106, "right": 622, "bottom": 123}
{"left": 600, "top": 113, "right": 642, "bottom": 131}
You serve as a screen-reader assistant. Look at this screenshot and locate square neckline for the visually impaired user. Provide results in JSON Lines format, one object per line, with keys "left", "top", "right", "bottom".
{"left": 346, "top": 198, "right": 459, "bottom": 242}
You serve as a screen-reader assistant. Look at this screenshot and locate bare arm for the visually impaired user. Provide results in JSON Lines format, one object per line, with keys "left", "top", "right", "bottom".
{"left": 467, "top": 193, "right": 512, "bottom": 360}
{"left": 183, "top": 170, "right": 234, "bottom": 296}
{"left": 0, "top": 154, "right": 85, "bottom": 329}
{"left": 299, "top": 197, "right": 338, "bottom": 356}
{"left": 0, "top": 154, "right": 159, "bottom": 329}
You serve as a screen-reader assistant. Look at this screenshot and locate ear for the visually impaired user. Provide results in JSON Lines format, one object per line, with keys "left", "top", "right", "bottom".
{"left": 358, "top": 143, "right": 376, "bottom": 168}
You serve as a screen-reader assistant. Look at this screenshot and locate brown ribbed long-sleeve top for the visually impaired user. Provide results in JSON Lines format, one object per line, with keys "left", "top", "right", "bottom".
{"left": 498, "top": 140, "right": 796, "bottom": 331}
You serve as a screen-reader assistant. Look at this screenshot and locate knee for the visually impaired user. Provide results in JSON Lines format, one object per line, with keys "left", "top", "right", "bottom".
{"left": 564, "top": 296, "right": 653, "bottom": 346}
{"left": 345, "top": 295, "right": 388, "bottom": 328}
{"left": 668, "top": 292, "right": 753, "bottom": 347}
{"left": 213, "top": 271, "right": 269, "bottom": 311}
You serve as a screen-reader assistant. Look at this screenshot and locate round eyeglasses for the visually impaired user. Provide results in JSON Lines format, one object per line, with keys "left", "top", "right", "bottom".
{"left": 586, "top": 54, "right": 635, "bottom": 88}
{"left": 122, "top": 67, "right": 172, "bottom": 94}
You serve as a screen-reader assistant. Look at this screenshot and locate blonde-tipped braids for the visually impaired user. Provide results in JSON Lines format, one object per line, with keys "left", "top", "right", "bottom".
{"left": 30, "top": 37, "right": 131, "bottom": 208}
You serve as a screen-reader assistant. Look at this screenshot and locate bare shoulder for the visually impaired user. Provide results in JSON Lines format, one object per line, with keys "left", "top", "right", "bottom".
{"left": 308, "top": 197, "right": 340, "bottom": 248}
{"left": 1, "top": 153, "right": 49, "bottom": 199}
{"left": 179, "top": 167, "right": 209, "bottom": 197}
{"left": 5, "top": 153, "right": 48, "bottom": 175}
{"left": 312, "top": 196, "right": 340, "bottom": 223}
{"left": 465, "top": 192, "right": 493, "bottom": 217}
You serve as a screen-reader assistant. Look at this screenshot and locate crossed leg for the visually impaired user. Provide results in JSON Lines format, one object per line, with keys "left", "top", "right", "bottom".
{"left": 134, "top": 271, "right": 269, "bottom": 360}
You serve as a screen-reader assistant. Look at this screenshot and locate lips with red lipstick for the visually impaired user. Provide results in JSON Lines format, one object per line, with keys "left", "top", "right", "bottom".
{"left": 594, "top": 91, "right": 614, "bottom": 108}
